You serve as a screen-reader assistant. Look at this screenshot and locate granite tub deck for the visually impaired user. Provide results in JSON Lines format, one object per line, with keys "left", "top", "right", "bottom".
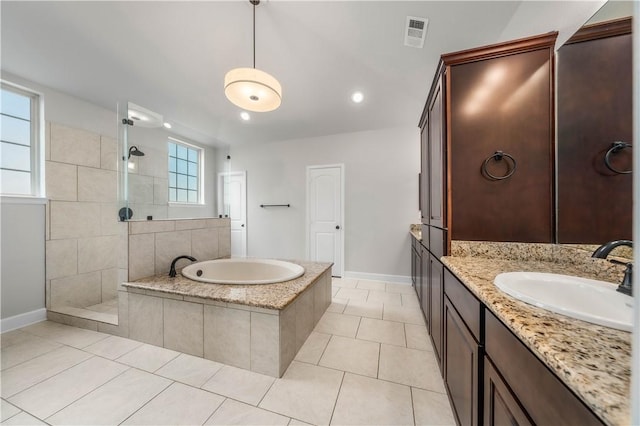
{"left": 443, "top": 242, "right": 630, "bottom": 426}
{"left": 122, "top": 260, "right": 333, "bottom": 378}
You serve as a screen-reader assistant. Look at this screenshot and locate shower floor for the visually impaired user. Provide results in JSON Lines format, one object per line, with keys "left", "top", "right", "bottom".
{"left": 52, "top": 298, "right": 118, "bottom": 325}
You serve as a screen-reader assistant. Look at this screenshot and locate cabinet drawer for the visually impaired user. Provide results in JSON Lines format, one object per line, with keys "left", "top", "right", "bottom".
{"left": 444, "top": 269, "right": 481, "bottom": 342}
{"left": 485, "top": 311, "right": 604, "bottom": 426}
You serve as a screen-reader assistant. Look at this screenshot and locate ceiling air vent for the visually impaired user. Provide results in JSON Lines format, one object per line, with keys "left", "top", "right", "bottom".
{"left": 404, "top": 16, "right": 428, "bottom": 48}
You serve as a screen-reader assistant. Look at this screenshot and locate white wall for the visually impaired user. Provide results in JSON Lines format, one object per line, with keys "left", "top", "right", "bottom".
{"left": 230, "top": 126, "right": 421, "bottom": 280}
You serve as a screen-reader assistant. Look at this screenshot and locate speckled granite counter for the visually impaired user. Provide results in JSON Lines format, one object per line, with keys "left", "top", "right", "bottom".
{"left": 441, "top": 248, "right": 631, "bottom": 426}
{"left": 410, "top": 224, "right": 422, "bottom": 241}
{"left": 123, "top": 260, "right": 333, "bottom": 310}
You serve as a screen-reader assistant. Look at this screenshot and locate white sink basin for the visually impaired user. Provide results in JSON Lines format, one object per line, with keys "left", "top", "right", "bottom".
{"left": 494, "top": 272, "right": 633, "bottom": 332}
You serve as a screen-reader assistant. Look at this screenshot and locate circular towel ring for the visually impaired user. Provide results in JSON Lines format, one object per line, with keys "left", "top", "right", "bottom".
{"left": 482, "top": 151, "right": 517, "bottom": 180}
{"left": 604, "top": 141, "right": 632, "bottom": 174}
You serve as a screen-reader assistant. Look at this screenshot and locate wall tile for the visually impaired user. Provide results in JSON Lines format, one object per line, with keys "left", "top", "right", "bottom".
{"left": 46, "top": 280, "right": 51, "bottom": 309}
{"left": 78, "top": 167, "right": 117, "bottom": 203}
{"left": 129, "top": 174, "right": 154, "bottom": 204}
{"left": 129, "top": 220, "right": 175, "bottom": 235}
{"left": 45, "top": 239, "right": 77, "bottom": 280}
{"left": 100, "top": 136, "right": 118, "bottom": 171}
{"left": 47, "top": 311, "right": 99, "bottom": 331}
{"left": 100, "top": 203, "right": 123, "bottom": 236}
{"left": 50, "top": 123, "right": 100, "bottom": 168}
{"left": 191, "top": 228, "right": 219, "bottom": 261}
{"left": 218, "top": 227, "right": 231, "bottom": 258}
{"left": 101, "top": 268, "right": 119, "bottom": 302}
{"left": 163, "top": 299, "right": 204, "bottom": 357}
{"left": 78, "top": 235, "right": 119, "bottom": 273}
{"left": 153, "top": 178, "right": 168, "bottom": 205}
{"left": 128, "top": 293, "right": 163, "bottom": 346}
{"left": 118, "top": 233, "right": 128, "bottom": 270}
{"left": 44, "top": 121, "right": 51, "bottom": 161}
{"left": 155, "top": 230, "right": 192, "bottom": 275}
{"left": 313, "top": 274, "right": 328, "bottom": 325}
{"left": 50, "top": 201, "right": 101, "bottom": 239}
{"left": 206, "top": 218, "right": 231, "bottom": 228}
{"left": 99, "top": 291, "right": 129, "bottom": 337}
{"left": 128, "top": 233, "right": 155, "bottom": 281}
{"left": 51, "top": 271, "right": 102, "bottom": 309}
{"left": 175, "top": 220, "right": 207, "bottom": 231}
{"left": 250, "top": 312, "right": 280, "bottom": 377}
{"left": 46, "top": 161, "right": 77, "bottom": 201}
{"left": 204, "top": 305, "right": 250, "bottom": 369}
{"left": 295, "top": 288, "right": 314, "bottom": 351}
{"left": 279, "top": 303, "right": 297, "bottom": 376}
{"left": 45, "top": 202, "right": 50, "bottom": 241}
{"left": 137, "top": 145, "right": 168, "bottom": 179}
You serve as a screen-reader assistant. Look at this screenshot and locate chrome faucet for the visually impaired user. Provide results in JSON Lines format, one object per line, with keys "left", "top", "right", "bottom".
{"left": 169, "top": 255, "right": 197, "bottom": 277}
{"left": 592, "top": 240, "right": 632, "bottom": 296}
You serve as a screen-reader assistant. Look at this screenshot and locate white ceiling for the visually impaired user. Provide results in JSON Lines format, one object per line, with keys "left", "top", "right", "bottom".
{"left": 1, "top": 1, "right": 604, "bottom": 147}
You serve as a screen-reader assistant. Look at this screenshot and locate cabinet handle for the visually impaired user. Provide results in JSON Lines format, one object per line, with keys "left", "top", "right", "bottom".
{"left": 481, "top": 151, "right": 517, "bottom": 181}
{"left": 604, "top": 141, "right": 632, "bottom": 174}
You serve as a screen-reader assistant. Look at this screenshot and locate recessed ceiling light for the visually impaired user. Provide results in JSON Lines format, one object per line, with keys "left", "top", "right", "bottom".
{"left": 240, "top": 111, "right": 251, "bottom": 121}
{"left": 351, "top": 91, "right": 364, "bottom": 103}
{"left": 163, "top": 122, "right": 172, "bottom": 129}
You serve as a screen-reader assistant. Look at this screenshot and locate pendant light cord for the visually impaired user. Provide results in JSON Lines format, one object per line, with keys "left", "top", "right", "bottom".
{"left": 253, "top": 1, "right": 256, "bottom": 69}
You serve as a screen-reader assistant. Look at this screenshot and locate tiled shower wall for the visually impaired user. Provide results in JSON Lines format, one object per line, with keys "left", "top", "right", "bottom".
{"left": 45, "top": 122, "right": 128, "bottom": 311}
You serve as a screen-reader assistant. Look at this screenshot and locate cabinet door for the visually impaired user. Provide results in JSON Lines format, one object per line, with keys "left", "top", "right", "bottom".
{"left": 420, "top": 125, "right": 430, "bottom": 225}
{"left": 449, "top": 47, "right": 554, "bottom": 242}
{"left": 484, "top": 357, "right": 533, "bottom": 426}
{"left": 411, "top": 245, "right": 417, "bottom": 289}
{"left": 444, "top": 296, "right": 480, "bottom": 426}
{"left": 430, "top": 254, "right": 444, "bottom": 367}
{"left": 420, "top": 245, "right": 430, "bottom": 329}
{"left": 428, "top": 73, "right": 446, "bottom": 229}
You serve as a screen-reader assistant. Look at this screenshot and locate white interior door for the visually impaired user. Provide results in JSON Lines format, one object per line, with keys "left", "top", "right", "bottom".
{"left": 218, "top": 171, "right": 247, "bottom": 257}
{"left": 307, "top": 165, "right": 344, "bottom": 276}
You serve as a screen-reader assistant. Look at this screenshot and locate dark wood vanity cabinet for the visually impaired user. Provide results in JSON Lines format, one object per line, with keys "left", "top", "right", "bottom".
{"left": 557, "top": 18, "right": 632, "bottom": 243}
{"left": 484, "top": 357, "right": 532, "bottom": 426}
{"left": 429, "top": 253, "right": 444, "bottom": 367}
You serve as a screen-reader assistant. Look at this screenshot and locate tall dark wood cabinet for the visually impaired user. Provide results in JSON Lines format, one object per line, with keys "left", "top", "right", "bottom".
{"left": 557, "top": 18, "right": 632, "bottom": 243}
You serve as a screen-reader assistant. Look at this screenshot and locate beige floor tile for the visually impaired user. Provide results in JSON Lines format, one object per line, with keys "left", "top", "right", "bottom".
{"left": 405, "top": 323, "right": 434, "bottom": 351}
{"left": 331, "top": 287, "right": 339, "bottom": 297}
{"left": 401, "top": 292, "right": 421, "bottom": 308}
{"left": 21, "top": 321, "right": 109, "bottom": 349}
{"left": 319, "top": 336, "right": 379, "bottom": 378}
{"left": 202, "top": 365, "right": 275, "bottom": 406}
{"left": 83, "top": 335, "right": 143, "bottom": 360}
{"left": 1, "top": 337, "right": 61, "bottom": 370}
{"left": 205, "top": 399, "right": 289, "bottom": 425}
{"left": 331, "top": 278, "right": 357, "bottom": 288}
{"left": 0, "top": 330, "right": 35, "bottom": 349}
{"left": 367, "top": 290, "right": 402, "bottom": 306}
{"left": 378, "top": 344, "right": 445, "bottom": 392}
{"left": 326, "top": 298, "right": 347, "bottom": 314}
{"left": 46, "top": 368, "right": 171, "bottom": 425}
{"left": 259, "top": 361, "right": 343, "bottom": 425}
{"left": 331, "top": 373, "right": 413, "bottom": 425}
{"left": 1, "top": 399, "right": 21, "bottom": 422}
{"left": 412, "top": 387, "right": 456, "bottom": 425}
{"left": 288, "top": 420, "right": 313, "bottom": 425}
{"left": 122, "top": 382, "right": 224, "bottom": 425}
{"left": 356, "top": 279, "right": 386, "bottom": 291}
{"left": 1, "top": 346, "right": 92, "bottom": 398}
{"left": 313, "top": 312, "right": 360, "bottom": 338}
{"left": 2, "top": 411, "right": 47, "bottom": 425}
{"left": 356, "top": 317, "right": 406, "bottom": 347}
{"left": 383, "top": 305, "right": 426, "bottom": 325}
{"left": 116, "top": 343, "right": 180, "bottom": 372}
{"left": 8, "top": 357, "right": 128, "bottom": 419}
{"left": 155, "top": 353, "right": 223, "bottom": 387}
{"left": 334, "top": 287, "right": 368, "bottom": 301}
{"left": 386, "top": 283, "right": 416, "bottom": 294}
{"left": 294, "top": 332, "right": 331, "bottom": 365}
{"left": 343, "top": 300, "right": 384, "bottom": 319}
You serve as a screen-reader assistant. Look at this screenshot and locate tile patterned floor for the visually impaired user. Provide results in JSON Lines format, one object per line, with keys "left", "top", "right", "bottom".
{"left": 0, "top": 278, "right": 455, "bottom": 425}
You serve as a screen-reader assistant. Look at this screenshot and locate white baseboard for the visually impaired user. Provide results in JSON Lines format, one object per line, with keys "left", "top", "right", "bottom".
{"left": 1, "top": 308, "right": 47, "bottom": 333}
{"left": 343, "top": 271, "right": 411, "bottom": 285}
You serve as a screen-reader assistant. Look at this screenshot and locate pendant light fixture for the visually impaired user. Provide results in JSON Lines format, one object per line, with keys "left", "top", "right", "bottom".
{"left": 224, "top": 0, "right": 282, "bottom": 112}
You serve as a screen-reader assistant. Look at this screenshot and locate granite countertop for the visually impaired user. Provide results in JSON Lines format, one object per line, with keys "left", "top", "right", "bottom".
{"left": 122, "top": 260, "right": 333, "bottom": 310}
{"left": 410, "top": 224, "right": 422, "bottom": 241}
{"left": 441, "top": 255, "right": 631, "bottom": 426}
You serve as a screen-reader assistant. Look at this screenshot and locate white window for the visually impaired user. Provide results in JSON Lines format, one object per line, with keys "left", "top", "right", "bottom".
{"left": 0, "top": 83, "right": 41, "bottom": 196}
{"left": 168, "top": 138, "right": 202, "bottom": 203}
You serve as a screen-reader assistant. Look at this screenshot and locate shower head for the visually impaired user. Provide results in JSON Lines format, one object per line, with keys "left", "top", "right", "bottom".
{"left": 128, "top": 146, "right": 145, "bottom": 158}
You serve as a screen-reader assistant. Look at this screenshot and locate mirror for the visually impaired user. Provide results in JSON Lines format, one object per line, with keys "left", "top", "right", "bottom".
{"left": 117, "top": 101, "right": 231, "bottom": 221}
{"left": 556, "top": 0, "right": 633, "bottom": 245}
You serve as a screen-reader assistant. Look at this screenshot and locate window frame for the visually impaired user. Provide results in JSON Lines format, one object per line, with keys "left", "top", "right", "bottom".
{"left": 167, "top": 137, "right": 204, "bottom": 205}
{"left": 0, "top": 81, "right": 43, "bottom": 198}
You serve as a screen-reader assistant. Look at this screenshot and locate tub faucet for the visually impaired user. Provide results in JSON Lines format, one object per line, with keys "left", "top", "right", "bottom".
{"left": 592, "top": 240, "right": 633, "bottom": 296}
{"left": 169, "top": 255, "right": 197, "bottom": 277}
